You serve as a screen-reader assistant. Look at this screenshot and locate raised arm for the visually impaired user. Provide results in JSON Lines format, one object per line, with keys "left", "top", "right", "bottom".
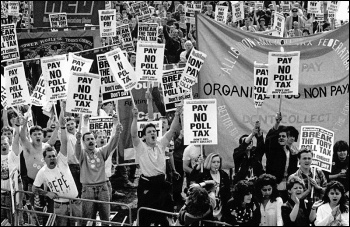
{"left": 131, "top": 107, "right": 141, "bottom": 147}
{"left": 12, "top": 118, "right": 21, "bottom": 156}
{"left": 75, "top": 131, "right": 82, "bottom": 159}
{"left": 104, "top": 114, "right": 122, "bottom": 158}
{"left": 2, "top": 108, "right": 9, "bottom": 127}
{"left": 164, "top": 106, "right": 182, "bottom": 142}
{"left": 146, "top": 88, "right": 154, "bottom": 121}
{"left": 47, "top": 121, "right": 59, "bottom": 147}
{"left": 19, "top": 116, "right": 32, "bottom": 152}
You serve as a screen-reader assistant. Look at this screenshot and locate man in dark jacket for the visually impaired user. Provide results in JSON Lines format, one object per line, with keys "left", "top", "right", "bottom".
{"left": 162, "top": 25, "right": 182, "bottom": 63}
{"left": 233, "top": 122, "right": 264, "bottom": 185}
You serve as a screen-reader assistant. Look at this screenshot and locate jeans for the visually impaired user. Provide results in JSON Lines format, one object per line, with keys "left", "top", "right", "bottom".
{"left": 69, "top": 164, "right": 82, "bottom": 197}
{"left": 54, "top": 200, "right": 82, "bottom": 226}
{"left": 107, "top": 180, "right": 112, "bottom": 200}
{"left": 81, "top": 182, "right": 110, "bottom": 226}
{"left": 1, "top": 192, "right": 12, "bottom": 224}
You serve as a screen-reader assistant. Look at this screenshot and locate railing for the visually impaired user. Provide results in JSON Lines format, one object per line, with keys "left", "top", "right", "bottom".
{"left": 12, "top": 190, "right": 133, "bottom": 226}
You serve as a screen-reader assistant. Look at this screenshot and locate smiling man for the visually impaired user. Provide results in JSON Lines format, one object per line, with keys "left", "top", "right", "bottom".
{"left": 289, "top": 149, "right": 327, "bottom": 202}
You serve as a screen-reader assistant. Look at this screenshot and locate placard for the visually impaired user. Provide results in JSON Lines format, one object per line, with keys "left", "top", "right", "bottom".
{"left": 97, "top": 54, "right": 131, "bottom": 102}
{"left": 31, "top": 74, "right": 47, "bottom": 107}
{"left": 67, "top": 53, "right": 93, "bottom": 73}
{"left": 280, "top": 1, "right": 291, "bottom": 13}
{"left": 41, "top": 55, "right": 69, "bottom": 101}
{"left": 215, "top": 5, "right": 228, "bottom": 23}
{"left": 184, "top": 99, "right": 217, "bottom": 145}
{"left": 137, "top": 120, "right": 162, "bottom": 138}
{"left": 89, "top": 117, "right": 114, "bottom": 142}
{"left": 1, "top": 75, "right": 8, "bottom": 108}
{"left": 66, "top": 72, "right": 100, "bottom": 115}
{"left": 299, "top": 126, "right": 334, "bottom": 172}
{"left": 105, "top": 48, "right": 138, "bottom": 91}
{"left": 232, "top": 2, "right": 244, "bottom": 22}
{"left": 49, "top": 13, "right": 68, "bottom": 32}
{"left": 1, "top": 24, "right": 20, "bottom": 62}
{"left": 185, "top": 1, "right": 202, "bottom": 24}
{"left": 8, "top": 1, "right": 19, "bottom": 16}
{"left": 327, "top": 1, "right": 340, "bottom": 12}
{"left": 255, "top": 1, "right": 264, "bottom": 10}
{"left": 135, "top": 42, "right": 165, "bottom": 82}
{"left": 130, "top": 1, "right": 151, "bottom": 22}
{"left": 116, "top": 24, "right": 134, "bottom": 51}
{"left": 267, "top": 51, "right": 300, "bottom": 95}
{"left": 4, "top": 62, "right": 31, "bottom": 107}
{"left": 161, "top": 69, "right": 193, "bottom": 112}
{"left": 99, "top": 9, "right": 116, "bottom": 37}
{"left": 308, "top": 1, "right": 322, "bottom": 14}
{"left": 273, "top": 12, "right": 285, "bottom": 37}
{"left": 138, "top": 23, "right": 158, "bottom": 43}
{"left": 254, "top": 62, "right": 268, "bottom": 108}
{"left": 315, "top": 13, "right": 324, "bottom": 22}
{"left": 178, "top": 74, "right": 197, "bottom": 92}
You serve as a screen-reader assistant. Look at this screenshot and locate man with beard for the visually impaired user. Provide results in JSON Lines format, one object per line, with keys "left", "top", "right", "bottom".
{"left": 264, "top": 113, "right": 298, "bottom": 202}
{"left": 75, "top": 114, "right": 122, "bottom": 226}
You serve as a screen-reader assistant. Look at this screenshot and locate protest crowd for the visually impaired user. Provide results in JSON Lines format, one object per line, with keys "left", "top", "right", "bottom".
{"left": 1, "top": 1, "right": 349, "bottom": 226}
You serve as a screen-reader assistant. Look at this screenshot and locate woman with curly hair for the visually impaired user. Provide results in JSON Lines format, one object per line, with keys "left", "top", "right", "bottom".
{"left": 222, "top": 180, "right": 260, "bottom": 226}
{"left": 255, "top": 174, "right": 283, "bottom": 226}
{"left": 315, "top": 181, "right": 349, "bottom": 226}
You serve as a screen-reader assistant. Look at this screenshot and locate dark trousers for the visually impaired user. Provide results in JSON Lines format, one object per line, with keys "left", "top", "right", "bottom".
{"left": 173, "top": 160, "right": 184, "bottom": 198}
{"left": 69, "top": 164, "right": 82, "bottom": 197}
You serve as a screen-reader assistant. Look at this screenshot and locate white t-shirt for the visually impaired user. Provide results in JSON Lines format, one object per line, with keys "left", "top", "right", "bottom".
{"left": 1, "top": 151, "right": 20, "bottom": 192}
{"left": 134, "top": 136, "right": 169, "bottom": 177}
{"left": 67, "top": 132, "right": 78, "bottom": 165}
{"left": 33, "top": 153, "right": 78, "bottom": 202}
{"left": 182, "top": 145, "right": 201, "bottom": 168}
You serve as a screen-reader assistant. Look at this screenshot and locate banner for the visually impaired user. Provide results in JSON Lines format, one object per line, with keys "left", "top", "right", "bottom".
{"left": 138, "top": 23, "right": 158, "bottom": 43}
{"left": 232, "top": 2, "right": 244, "bottom": 22}
{"left": 8, "top": 1, "right": 19, "bottom": 16}
{"left": 299, "top": 126, "right": 334, "bottom": 172}
{"left": 137, "top": 120, "right": 162, "bottom": 138}
{"left": 135, "top": 42, "right": 165, "bottom": 82}
{"left": 105, "top": 48, "right": 138, "bottom": 90}
{"left": 308, "top": 1, "right": 322, "bottom": 14}
{"left": 179, "top": 48, "right": 206, "bottom": 91}
{"left": 1, "top": 75, "right": 8, "bottom": 108}
{"left": 184, "top": 99, "right": 217, "bottom": 145}
{"left": 197, "top": 14, "right": 349, "bottom": 168}
{"left": 89, "top": 117, "right": 114, "bottom": 142}
{"left": 31, "top": 74, "right": 47, "bottom": 107}
{"left": 41, "top": 55, "right": 69, "bottom": 101}
{"left": 273, "top": 13, "right": 285, "bottom": 37}
{"left": 4, "top": 62, "right": 31, "bottom": 107}
{"left": 254, "top": 62, "right": 269, "bottom": 108}
{"left": 116, "top": 24, "right": 134, "bottom": 51}
{"left": 33, "top": 1, "right": 105, "bottom": 27}
{"left": 185, "top": 1, "right": 202, "bottom": 24}
{"left": 130, "top": 1, "right": 151, "bottom": 22}
{"left": 327, "top": 1, "right": 340, "bottom": 12}
{"left": 67, "top": 53, "right": 93, "bottom": 73}
{"left": 162, "top": 69, "right": 193, "bottom": 112}
{"left": 99, "top": 9, "right": 116, "bottom": 37}
{"left": 66, "top": 72, "right": 100, "bottom": 115}
{"left": 267, "top": 51, "right": 300, "bottom": 95}
{"left": 1, "top": 24, "right": 20, "bottom": 62}
{"left": 49, "top": 13, "right": 68, "bottom": 32}
{"left": 97, "top": 53, "right": 131, "bottom": 103}
{"left": 215, "top": 5, "right": 228, "bottom": 23}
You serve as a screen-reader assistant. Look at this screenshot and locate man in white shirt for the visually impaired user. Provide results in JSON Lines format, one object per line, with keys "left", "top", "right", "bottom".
{"left": 32, "top": 132, "right": 81, "bottom": 226}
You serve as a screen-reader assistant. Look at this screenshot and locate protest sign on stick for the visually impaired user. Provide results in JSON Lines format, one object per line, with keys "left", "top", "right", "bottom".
{"left": 8, "top": 1, "right": 19, "bottom": 16}
{"left": 1, "top": 75, "right": 7, "bottom": 108}
{"left": 138, "top": 23, "right": 158, "bottom": 43}
{"left": 105, "top": 48, "right": 138, "bottom": 91}
{"left": 254, "top": 62, "right": 268, "bottom": 108}
{"left": 89, "top": 117, "right": 114, "bottom": 142}
{"left": 41, "top": 55, "right": 69, "bottom": 101}
{"left": 99, "top": 9, "right": 116, "bottom": 37}
{"left": 4, "top": 62, "right": 31, "bottom": 107}
{"left": 97, "top": 54, "right": 131, "bottom": 103}
{"left": 267, "top": 51, "right": 300, "bottom": 95}
{"left": 299, "top": 126, "right": 334, "bottom": 172}
{"left": 135, "top": 42, "right": 165, "bottom": 82}
{"left": 1, "top": 24, "right": 20, "bottom": 62}
{"left": 183, "top": 99, "right": 217, "bottom": 145}
{"left": 116, "top": 24, "right": 134, "bottom": 51}
{"left": 66, "top": 72, "right": 100, "bottom": 115}
{"left": 255, "top": 1, "right": 264, "bottom": 10}
{"left": 308, "top": 1, "right": 322, "bottom": 14}
{"left": 215, "top": 5, "right": 228, "bottom": 23}
{"left": 49, "top": 13, "right": 68, "bottom": 32}
{"left": 31, "top": 74, "right": 47, "bottom": 107}
{"left": 162, "top": 69, "right": 193, "bottom": 112}
{"left": 272, "top": 12, "right": 285, "bottom": 37}
{"left": 327, "top": 1, "right": 340, "bottom": 12}
{"left": 67, "top": 53, "right": 93, "bottom": 73}
{"left": 315, "top": 13, "right": 324, "bottom": 22}
{"left": 280, "top": 1, "right": 291, "bottom": 13}
{"left": 232, "top": 2, "right": 244, "bottom": 22}
{"left": 179, "top": 48, "right": 206, "bottom": 91}
{"left": 185, "top": 1, "right": 202, "bottom": 24}
{"left": 130, "top": 1, "right": 151, "bottom": 22}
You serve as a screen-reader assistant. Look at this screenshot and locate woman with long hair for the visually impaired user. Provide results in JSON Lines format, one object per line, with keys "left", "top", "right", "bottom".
{"left": 315, "top": 181, "right": 349, "bottom": 226}
{"left": 255, "top": 174, "right": 283, "bottom": 226}
{"left": 222, "top": 180, "right": 260, "bottom": 226}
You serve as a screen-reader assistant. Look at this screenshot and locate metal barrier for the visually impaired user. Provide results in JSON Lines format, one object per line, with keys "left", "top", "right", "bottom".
{"left": 0, "top": 188, "right": 13, "bottom": 224}
{"left": 14, "top": 190, "right": 133, "bottom": 226}
{"left": 136, "top": 207, "right": 232, "bottom": 226}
